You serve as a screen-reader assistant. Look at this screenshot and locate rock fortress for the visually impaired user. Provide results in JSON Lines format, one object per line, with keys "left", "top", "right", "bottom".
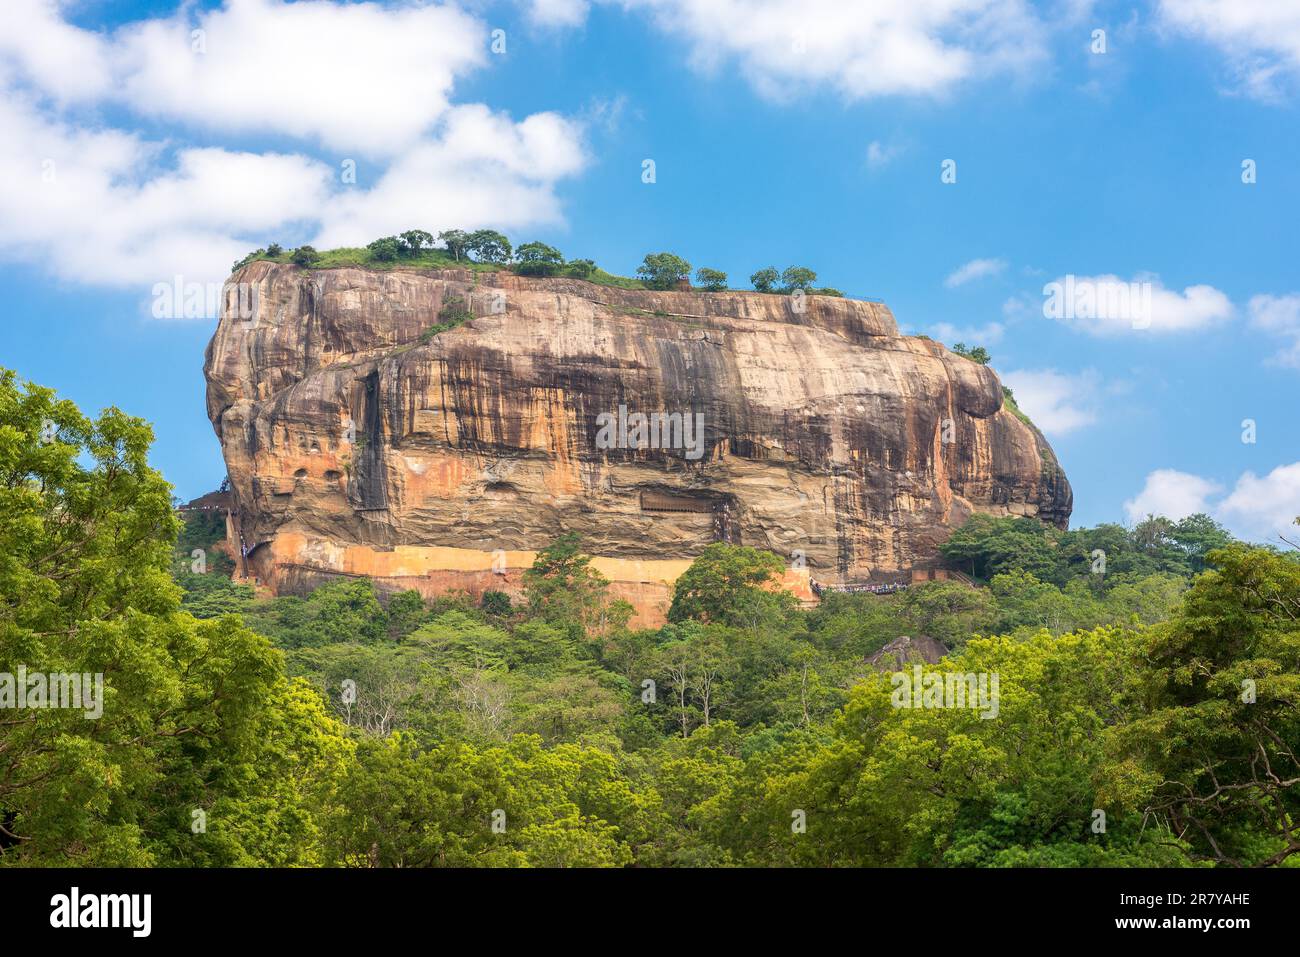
{"left": 202, "top": 261, "right": 1072, "bottom": 627}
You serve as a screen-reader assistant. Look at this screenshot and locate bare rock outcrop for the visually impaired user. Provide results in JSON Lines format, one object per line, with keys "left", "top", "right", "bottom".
{"left": 867, "top": 635, "right": 952, "bottom": 671}
{"left": 204, "top": 262, "right": 1071, "bottom": 624}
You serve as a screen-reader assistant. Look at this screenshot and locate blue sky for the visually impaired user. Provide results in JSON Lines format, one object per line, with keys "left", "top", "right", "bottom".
{"left": 3, "top": 0, "right": 1300, "bottom": 541}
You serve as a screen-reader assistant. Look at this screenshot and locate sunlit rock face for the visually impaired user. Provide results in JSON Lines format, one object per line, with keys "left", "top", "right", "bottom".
{"left": 205, "top": 261, "right": 1071, "bottom": 625}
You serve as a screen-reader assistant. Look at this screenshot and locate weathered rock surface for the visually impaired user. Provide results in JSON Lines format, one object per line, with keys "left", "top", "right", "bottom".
{"left": 204, "top": 262, "right": 1070, "bottom": 624}
{"left": 867, "top": 635, "right": 951, "bottom": 670}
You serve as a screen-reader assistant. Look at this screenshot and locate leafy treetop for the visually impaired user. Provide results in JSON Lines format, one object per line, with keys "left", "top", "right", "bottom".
{"left": 636, "top": 253, "right": 693, "bottom": 290}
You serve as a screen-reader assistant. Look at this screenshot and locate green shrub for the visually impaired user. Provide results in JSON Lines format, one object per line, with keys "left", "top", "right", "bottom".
{"left": 481, "top": 590, "right": 513, "bottom": 616}
{"left": 367, "top": 236, "right": 401, "bottom": 262}
{"left": 565, "top": 259, "right": 597, "bottom": 279}
{"left": 420, "top": 295, "right": 474, "bottom": 342}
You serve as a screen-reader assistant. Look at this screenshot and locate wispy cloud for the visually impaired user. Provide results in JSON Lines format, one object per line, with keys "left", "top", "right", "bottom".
{"left": 931, "top": 321, "right": 1005, "bottom": 346}
{"left": 865, "top": 139, "right": 904, "bottom": 169}
{"left": 945, "top": 258, "right": 1007, "bottom": 288}
{"left": 1249, "top": 293, "right": 1300, "bottom": 366}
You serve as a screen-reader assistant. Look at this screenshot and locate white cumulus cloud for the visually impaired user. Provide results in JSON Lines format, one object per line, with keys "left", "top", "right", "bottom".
{"left": 125, "top": 0, "right": 484, "bottom": 156}
{"left": 1124, "top": 469, "right": 1223, "bottom": 524}
{"left": 1001, "top": 368, "right": 1101, "bottom": 436}
{"left": 525, "top": 0, "right": 592, "bottom": 27}
{"left": 0, "top": 91, "right": 334, "bottom": 285}
{"left": 314, "top": 106, "right": 588, "bottom": 249}
{"left": 0, "top": 0, "right": 114, "bottom": 101}
{"left": 1159, "top": 0, "right": 1300, "bottom": 100}
{"left": 613, "top": 0, "right": 1050, "bottom": 101}
{"left": 1042, "top": 273, "right": 1234, "bottom": 335}
{"left": 1125, "top": 463, "right": 1300, "bottom": 544}
{"left": 0, "top": 0, "right": 589, "bottom": 299}
{"left": 1216, "top": 463, "right": 1300, "bottom": 543}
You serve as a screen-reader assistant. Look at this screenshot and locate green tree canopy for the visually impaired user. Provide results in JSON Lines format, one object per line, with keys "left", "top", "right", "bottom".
{"left": 0, "top": 369, "right": 350, "bottom": 865}
{"left": 466, "top": 229, "right": 512, "bottom": 264}
{"left": 636, "top": 252, "right": 692, "bottom": 290}
{"left": 695, "top": 267, "right": 728, "bottom": 291}
{"left": 1106, "top": 545, "right": 1300, "bottom": 866}
{"left": 438, "top": 229, "right": 470, "bottom": 261}
{"left": 523, "top": 533, "right": 622, "bottom": 634}
{"left": 749, "top": 267, "right": 779, "bottom": 292}
{"left": 514, "top": 241, "right": 565, "bottom": 276}
{"left": 668, "top": 543, "right": 793, "bottom": 628}
{"left": 399, "top": 230, "right": 435, "bottom": 256}
{"left": 779, "top": 266, "right": 817, "bottom": 291}
{"left": 291, "top": 245, "right": 320, "bottom": 267}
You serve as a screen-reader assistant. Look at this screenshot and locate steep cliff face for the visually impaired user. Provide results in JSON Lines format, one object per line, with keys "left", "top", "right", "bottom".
{"left": 205, "top": 261, "right": 1070, "bottom": 623}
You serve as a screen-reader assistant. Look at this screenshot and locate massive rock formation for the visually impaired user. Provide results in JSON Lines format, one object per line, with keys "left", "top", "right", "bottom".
{"left": 204, "top": 261, "right": 1071, "bottom": 624}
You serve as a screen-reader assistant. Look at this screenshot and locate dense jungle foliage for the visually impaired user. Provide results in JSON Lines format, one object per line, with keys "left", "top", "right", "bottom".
{"left": 3, "top": 369, "right": 1298, "bottom": 867}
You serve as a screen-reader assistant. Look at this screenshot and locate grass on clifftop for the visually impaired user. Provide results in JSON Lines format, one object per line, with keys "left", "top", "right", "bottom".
{"left": 1001, "top": 385, "right": 1039, "bottom": 431}
{"left": 233, "top": 247, "right": 844, "bottom": 296}
{"left": 234, "top": 246, "right": 653, "bottom": 290}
